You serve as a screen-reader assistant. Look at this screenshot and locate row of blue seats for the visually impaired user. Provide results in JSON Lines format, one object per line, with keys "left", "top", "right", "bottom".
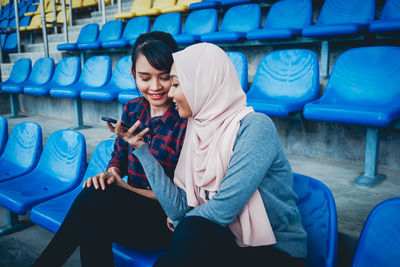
{"left": 58, "top": 0, "right": 400, "bottom": 52}
{"left": 1, "top": 117, "right": 399, "bottom": 267}
{"left": 0, "top": 0, "right": 38, "bottom": 21}
{"left": 1, "top": 17, "right": 32, "bottom": 53}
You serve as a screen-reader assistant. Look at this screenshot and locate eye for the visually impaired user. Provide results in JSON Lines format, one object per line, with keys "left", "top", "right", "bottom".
{"left": 141, "top": 78, "right": 150, "bottom": 82}
{"left": 160, "top": 76, "right": 171, "bottom": 81}
{"left": 171, "top": 83, "right": 179, "bottom": 88}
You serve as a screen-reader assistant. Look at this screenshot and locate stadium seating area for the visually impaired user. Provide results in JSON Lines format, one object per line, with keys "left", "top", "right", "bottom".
{"left": 1, "top": 0, "right": 400, "bottom": 266}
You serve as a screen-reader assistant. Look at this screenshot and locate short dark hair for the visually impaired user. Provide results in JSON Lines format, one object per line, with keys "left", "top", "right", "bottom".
{"left": 131, "top": 31, "right": 179, "bottom": 75}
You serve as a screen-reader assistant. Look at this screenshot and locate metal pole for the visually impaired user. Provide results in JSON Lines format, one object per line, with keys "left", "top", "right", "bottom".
{"left": 61, "top": 0, "right": 68, "bottom": 43}
{"left": 98, "top": 0, "right": 101, "bottom": 13}
{"left": 101, "top": 0, "right": 106, "bottom": 24}
{"left": 14, "top": 0, "right": 21, "bottom": 53}
{"left": 52, "top": 0, "right": 57, "bottom": 34}
{"left": 68, "top": 0, "right": 73, "bottom": 26}
{"left": 39, "top": 0, "right": 49, "bottom": 57}
{"left": 117, "top": 0, "right": 121, "bottom": 13}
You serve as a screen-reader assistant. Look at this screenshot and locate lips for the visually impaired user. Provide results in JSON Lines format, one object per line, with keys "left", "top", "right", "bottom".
{"left": 149, "top": 93, "right": 165, "bottom": 100}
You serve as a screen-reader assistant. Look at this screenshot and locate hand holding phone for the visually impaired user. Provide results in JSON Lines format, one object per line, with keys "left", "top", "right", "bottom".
{"left": 101, "top": 116, "right": 142, "bottom": 135}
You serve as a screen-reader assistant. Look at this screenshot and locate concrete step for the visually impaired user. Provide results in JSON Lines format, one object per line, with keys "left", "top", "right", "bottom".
{"left": 91, "top": 3, "right": 134, "bottom": 17}
{"left": 1, "top": 63, "right": 14, "bottom": 79}
{"left": 74, "top": 15, "right": 113, "bottom": 25}
{"left": 9, "top": 51, "right": 63, "bottom": 65}
{"left": 47, "top": 30, "right": 80, "bottom": 43}
{"left": 25, "top": 42, "right": 63, "bottom": 53}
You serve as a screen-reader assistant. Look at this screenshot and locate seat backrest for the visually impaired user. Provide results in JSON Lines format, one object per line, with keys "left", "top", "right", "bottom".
{"left": 36, "top": 129, "right": 86, "bottom": 183}
{"left": 51, "top": 56, "right": 81, "bottom": 86}
{"left": 176, "top": 0, "right": 201, "bottom": 7}
{"left": 182, "top": 8, "right": 217, "bottom": 35}
{"left": 130, "top": 0, "right": 151, "bottom": 12}
{"left": 109, "top": 56, "right": 136, "bottom": 90}
{"left": 220, "top": 4, "right": 260, "bottom": 33}
{"left": 320, "top": 46, "right": 400, "bottom": 108}
{"left": 27, "top": 57, "right": 55, "bottom": 85}
{"left": 28, "top": 14, "right": 42, "bottom": 28}
{"left": 79, "top": 55, "right": 112, "bottom": 87}
{"left": 76, "top": 23, "right": 99, "bottom": 44}
{"left": 264, "top": 0, "right": 311, "bottom": 29}
{"left": 226, "top": 52, "right": 248, "bottom": 92}
{"left": 0, "top": 116, "right": 7, "bottom": 156}
{"left": 380, "top": 0, "right": 400, "bottom": 20}
{"left": 152, "top": 0, "right": 175, "bottom": 10}
{"left": 3, "top": 32, "right": 17, "bottom": 51}
{"left": 351, "top": 197, "right": 400, "bottom": 267}
{"left": 152, "top": 12, "right": 181, "bottom": 35}
{"left": 123, "top": 16, "right": 150, "bottom": 40}
{"left": 6, "top": 58, "right": 32, "bottom": 84}
{"left": 20, "top": 16, "right": 32, "bottom": 27}
{"left": 1, "top": 122, "right": 42, "bottom": 170}
{"left": 98, "top": 20, "right": 123, "bottom": 43}
{"left": 292, "top": 173, "right": 337, "bottom": 267}
{"left": 247, "top": 49, "right": 319, "bottom": 102}
{"left": 317, "top": 0, "right": 375, "bottom": 25}
{"left": 83, "top": 139, "right": 114, "bottom": 181}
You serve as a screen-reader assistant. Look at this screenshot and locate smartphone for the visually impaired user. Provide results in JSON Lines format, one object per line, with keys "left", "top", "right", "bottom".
{"left": 101, "top": 116, "right": 143, "bottom": 135}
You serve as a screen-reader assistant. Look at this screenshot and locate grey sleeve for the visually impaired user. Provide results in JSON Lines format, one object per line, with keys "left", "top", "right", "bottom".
{"left": 133, "top": 145, "right": 191, "bottom": 221}
{"left": 185, "top": 114, "right": 280, "bottom": 226}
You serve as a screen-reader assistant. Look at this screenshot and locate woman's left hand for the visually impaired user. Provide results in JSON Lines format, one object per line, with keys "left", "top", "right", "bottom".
{"left": 112, "top": 120, "right": 150, "bottom": 149}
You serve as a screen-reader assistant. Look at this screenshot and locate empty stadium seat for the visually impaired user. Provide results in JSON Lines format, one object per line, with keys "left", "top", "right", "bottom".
{"left": 26, "top": 12, "right": 55, "bottom": 31}
{"left": 2, "top": 32, "right": 17, "bottom": 52}
{"left": 151, "top": 12, "right": 181, "bottom": 36}
{"left": 80, "top": 56, "right": 134, "bottom": 102}
{"left": 76, "top": 20, "right": 123, "bottom": 50}
{"left": 2, "top": 58, "right": 54, "bottom": 94}
{"left": 24, "top": 56, "right": 81, "bottom": 96}
{"left": 0, "top": 116, "right": 7, "bottom": 156}
{"left": 247, "top": 49, "right": 319, "bottom": 117}
{"left": 102, "top": 16, "right": 150, "bottom": 48}
{"left": 161, "top": 0, "right": 201, "bottom": 13}
{"left": 135, "top": 0, "right": 175, "bottom": 16}
{"left": 1, "top": 58, "right": 32, "bottom": 93}
{"left": 226, "top": 51, "right": 248, "bottom": 92}
{"left": 189, "top": 0, "right": 219, "bottom": 10}
{"left": 57, "top": 23, "right": 99, "bottom": 51}
{"left": 0, "top": 130, "right": 86, "bottom": 236}
{"left": 118, "top": 90, "right": 139, "bottom": 104}
{"left": 369, "top": 0, "right": 400, "bottom": 33}
{"left": 174, "top": 8, "right": 217, "bottom": 44}
{"left": 108, "top": 173, "right": 338, "bottom": 267}
{"left": 247, "top": 0, "right": 312, "bottom": 40}
{"left": 302, "top": 0, "right": 375, "bottom": 37}
{"left": 114, "top": 0, "right": 151, "bottom": 20}
{"left": 201, "top": 4, "right": 260, "bottom": 42}
{"left": 0, "top": 122, "right": 42, "bottom": 183}
{"left": 17, "top": 15, "right": 32, "bottom": 32}
{"left": 30, "top": 139, "right": 114, "bottom": 233}
{"left": 303, "top": 46, "right": 400, "bottom": 186}
{"left": 351, "top": 197, "right": 400, "bottom": 267}
{"left": 220, "top": 0, "right": 251, "bottom": 6}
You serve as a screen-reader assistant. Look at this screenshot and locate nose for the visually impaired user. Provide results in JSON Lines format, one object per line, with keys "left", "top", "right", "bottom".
{"left": 168, "top": 86, "right": 175, "bottom": 98}
{"left": 150, "top": 78, "right": 161, "bottom": 91}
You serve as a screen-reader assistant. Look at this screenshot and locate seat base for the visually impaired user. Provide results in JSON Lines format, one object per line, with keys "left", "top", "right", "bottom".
{"left": 0, "top": 210, "right": 34, "bottom": 237}
{"left": 354, "top": 173, "right": 386, "bottom": 188}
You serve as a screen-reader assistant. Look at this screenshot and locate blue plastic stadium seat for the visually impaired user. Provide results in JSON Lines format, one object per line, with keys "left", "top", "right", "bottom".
{"left": 201, "top": 4, "right": 260, "bottom": 42}
{"left": 189, "top": 0, "right": 220, "bottom": 10}
{"left": 247, "top": 0, "right": 312, "bottom": 40}
{"left": 50, "top": 55, "right": 111, "bottom": 99}
{"left": 80, "top": 56, "right": 135, "bottom": 102}
{"left": 107, "top": 172, "right": 338, "bottom": 267}
{"left": 0, "top": 122, "right": 42, "bottom": 183}
{"left": 118, "top": 90, "right": 139, "bottom": 104}
{"left": 24, "top": 57, "right": 81, "bottom": 96}
{"left": 0, "top": 130, "right": 86, "bottom": 215}
{"left": 226, "top": 51, "right": 248, "bottom": 92}
{"left": 369, "top": 0, "right": 400, "bottom": 33}
{"left": 303, "top": 46, "right": 400, "bottom": 127}
{"left": 247, "top": 49, "right": 319, "bottom": 117}
{"left": 3, "top": 32, "right": 17, "bottom": 52}
{"left": 302, "top": 0, "right": 375, "bottom": 37}
{"left": 76, "top": 21, "right": 123, "bottom": 50}
{"left": 174, "top": 9, "right": 217, "bottom": 44}
{"left": 3, "top": 58, "right": 54, "bottom": 94}
{"left": 151, "top": 12, "right": 181, "bottom": 37}
{"left": 57, "top": 23, "right": 99, "bottom": 51}
{"left": 1, "top": 58, "right": 32, "bottom": 93}
{"left": 0, "top": 116, "right": 8, "bottom": 156}
{"left": 30, "top": 139, "right": 113, "bottom": 233}
{"left": 103, "top": 16, "right": 150, "bottom": 48}
{"left": 220, "top": 0, "right": 251, "bottom": 6}
{"left": 351, "top": 197, "right": 400, "bottom": 267}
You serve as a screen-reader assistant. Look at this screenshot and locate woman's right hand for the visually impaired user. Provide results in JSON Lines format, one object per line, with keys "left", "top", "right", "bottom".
{"left": 83, "top": 167, "right": 125, "bottom": 190}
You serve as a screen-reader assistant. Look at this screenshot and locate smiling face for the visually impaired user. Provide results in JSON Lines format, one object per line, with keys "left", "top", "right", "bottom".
{"left": 168, "top": 63, "right": 193, "bottom": 118}
{"left": 134, "top": 53, "right": 172, "bottom": 116}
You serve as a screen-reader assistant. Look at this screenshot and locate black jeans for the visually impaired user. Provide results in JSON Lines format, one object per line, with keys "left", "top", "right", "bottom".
{"left": 31, "top": 185, "right": 171, "bottom": 267}
{"left": 154, "top": 216, "right": 306, "bottom": 267}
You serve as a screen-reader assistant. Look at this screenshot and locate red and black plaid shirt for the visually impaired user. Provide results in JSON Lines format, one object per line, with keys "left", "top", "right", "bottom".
{"left": 107, "top": 97, "right": 187, "bottom": 189}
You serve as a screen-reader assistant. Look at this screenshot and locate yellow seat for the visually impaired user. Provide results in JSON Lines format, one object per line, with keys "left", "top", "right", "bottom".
{"left": 69, "top": 0, "right": 83, "bottom": 9}
{"left": 26, "top": 12, "right": 55, "bottom": 30}
{"left": 135, "top": 0, "right": 175, "bottom": 16}
{"left": 82, "top": 0, "right": 111, "bottom": 8}
{"left": 24, "top": 2, "right": 41, "bottom": 17}
{"left": 48, "top": 10, "right": 70, "bottom": 28}
{"left": 114, "top": 0, "right": 151, "bottom": 20}
{"left": 161, "top": 0, "right": 202, "bottom": 13}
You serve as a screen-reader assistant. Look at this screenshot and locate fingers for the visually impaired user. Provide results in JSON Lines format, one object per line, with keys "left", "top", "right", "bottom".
{"left": 106, "top": 121, "right": 115, "bottom": 133}
{"left": 127, "top": 120, "right": 141, "bottom": 135}
{"left": 84, "top": 173, "right": 111, "bottom": 190}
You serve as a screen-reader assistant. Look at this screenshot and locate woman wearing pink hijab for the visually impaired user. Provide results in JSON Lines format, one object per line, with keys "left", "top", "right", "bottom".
{"left": 118, "top": 43, "right": 307, "bottom": 266}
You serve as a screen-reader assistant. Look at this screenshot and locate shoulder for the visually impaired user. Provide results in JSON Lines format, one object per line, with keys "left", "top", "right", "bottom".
{"left": 239, "top": 112, "right": 276, "bottom": 137}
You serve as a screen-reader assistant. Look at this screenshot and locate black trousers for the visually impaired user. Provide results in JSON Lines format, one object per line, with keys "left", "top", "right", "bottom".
{"left": 154, "top": 216, "right": 306, "bottom": 267}
{"left": 31, "top": 185, "right": 172, "bottom": 267}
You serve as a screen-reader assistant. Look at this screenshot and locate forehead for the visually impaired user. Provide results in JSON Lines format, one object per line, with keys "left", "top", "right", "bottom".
{"left": 135, "top": 54, "right": 168, "bottom": 75}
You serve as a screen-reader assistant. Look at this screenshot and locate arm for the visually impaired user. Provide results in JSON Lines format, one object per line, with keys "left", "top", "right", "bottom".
{"left": 185, "top": 114, "right": 280, "bottom": 226}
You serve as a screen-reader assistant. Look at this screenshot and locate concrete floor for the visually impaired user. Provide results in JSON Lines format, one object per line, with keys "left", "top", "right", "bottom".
{"left": 1, "top": 113, "right": 399, "bottom": 267}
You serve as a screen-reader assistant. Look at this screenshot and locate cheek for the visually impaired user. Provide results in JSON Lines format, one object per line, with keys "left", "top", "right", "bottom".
{"left": 161, "top": 80, "right": 172, "bottom": 91}
{"left": 136, "top": 80, "right": 149, "bottom": 93}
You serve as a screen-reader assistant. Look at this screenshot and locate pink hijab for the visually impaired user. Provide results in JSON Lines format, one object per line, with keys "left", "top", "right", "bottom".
{"left": 173, "top": 43, "right": 276, "bottom": 247}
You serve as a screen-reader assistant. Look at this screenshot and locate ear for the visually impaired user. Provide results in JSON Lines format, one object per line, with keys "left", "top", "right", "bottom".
{"left": 131, "top": 66, "right": 136, "bottom": 78}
